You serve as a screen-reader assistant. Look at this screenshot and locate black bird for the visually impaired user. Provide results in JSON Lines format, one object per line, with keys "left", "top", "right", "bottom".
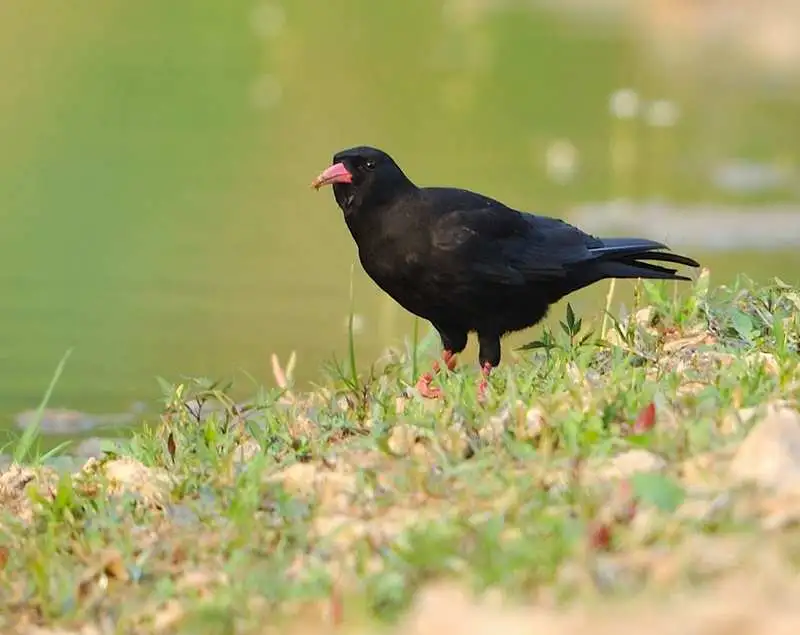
{"left": 311, "top": 146, "right": 700, "bottom": 399}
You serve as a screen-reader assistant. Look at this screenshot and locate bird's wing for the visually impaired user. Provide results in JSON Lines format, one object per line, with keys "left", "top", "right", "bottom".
{"left": 426, "top": 188, "right": 593, "bottom": 284}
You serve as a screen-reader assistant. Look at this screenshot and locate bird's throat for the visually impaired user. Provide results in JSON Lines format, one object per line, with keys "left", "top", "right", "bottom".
{"left": 332, "top": 183, "right": 356, "bottom": 213}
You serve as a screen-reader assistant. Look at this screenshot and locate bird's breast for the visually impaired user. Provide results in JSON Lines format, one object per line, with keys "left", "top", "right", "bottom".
{"left": 359, "top": 243, "right": 423, "bottom": 281}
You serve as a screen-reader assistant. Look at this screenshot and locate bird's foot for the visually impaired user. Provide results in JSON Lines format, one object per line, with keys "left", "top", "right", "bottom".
{"left": 414, "top": 350, "right": 457, "bottom": 399}
{"left": 415, "top": 372, "right": 442, "bottom": 399}
{"left": 477, "top": 362, "right": 493, "bottom": 404}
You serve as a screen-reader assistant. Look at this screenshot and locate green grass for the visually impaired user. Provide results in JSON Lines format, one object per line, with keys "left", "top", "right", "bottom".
{"left": 1, "top": 270, "right": 800, "bottom": 633}
{"left": 2, "top": 348, "right": 74, "bottom": 465}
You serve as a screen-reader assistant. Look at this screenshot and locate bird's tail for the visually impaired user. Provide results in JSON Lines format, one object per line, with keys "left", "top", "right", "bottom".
{"left": 587, "top": 237, "right": 700, "bottom": 282}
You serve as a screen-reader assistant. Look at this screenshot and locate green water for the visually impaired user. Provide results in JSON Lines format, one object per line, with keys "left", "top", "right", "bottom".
{"left": 1, "top": 2, "right": 799, "bottom": 432}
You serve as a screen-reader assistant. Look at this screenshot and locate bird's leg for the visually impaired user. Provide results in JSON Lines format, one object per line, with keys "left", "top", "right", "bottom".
{"left": 477, "top": 362, "right": 493, "bottom": 402}
{"left": 476, "top": 333, "right": 501, "bottom": 404}
{"left": 432, "top": 349, "right": 458, "bottom": 373}
{"left": 415, "top": 349, "right": 457, "bottom": 399}
{"left": 414, "top": 329, "right": 467, "bottom": 399}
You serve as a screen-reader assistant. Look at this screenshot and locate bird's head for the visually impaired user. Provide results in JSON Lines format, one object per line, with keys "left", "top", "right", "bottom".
{"left": 311, "top": 146, "right": 414, "bottom": 214}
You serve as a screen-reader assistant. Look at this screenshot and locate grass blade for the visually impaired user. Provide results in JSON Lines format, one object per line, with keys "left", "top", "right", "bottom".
{"left": 13, "top": 348, "right": 73, "bottom": 464}
{"left": 347, "top": 263, "right": 358, "bottom": 387}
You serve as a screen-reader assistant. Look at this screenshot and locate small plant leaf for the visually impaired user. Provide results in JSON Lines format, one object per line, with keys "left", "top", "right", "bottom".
{"left": 375, "top": 431, "right": 393, "bottom": 456}
{"left": 731, "top": 310, "right": 755, "bottom": 342}
{"left": 518, "top": 340, "right": 552, "bottom": 351}
{"left": 566, "top": 303, "right": 576, "bottom": 331}
{"left": 630, "top": 472, "right": 685, "bottom": 513}
{"left": 578, "top": 330, "right": 596, "bottom": 346}
{"left": 625, "top": 434, "right": 653, "bottom": 448}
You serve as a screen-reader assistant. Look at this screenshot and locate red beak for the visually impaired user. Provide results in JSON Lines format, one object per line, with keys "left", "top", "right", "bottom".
{"left": 311, "top": 162, "right": 353, "bottom": 189}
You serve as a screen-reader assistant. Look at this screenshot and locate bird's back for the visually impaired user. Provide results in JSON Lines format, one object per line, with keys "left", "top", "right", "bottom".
{"left": 350, "top": 186, "right": 578, "bottom": 331}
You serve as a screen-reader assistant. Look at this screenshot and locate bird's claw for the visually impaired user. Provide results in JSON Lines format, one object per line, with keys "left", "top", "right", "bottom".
{"left": 476, "top": 362, "right": 493, "bottom": 404}
{"left": 477, "top": 379, "right": 488, "bottom": 404}
{"left": 434, "top": 351, "right": 458, "bottom": 373}
{"left": 415, "top": 373, "right": 442, "bottom": 399}
{"left": 414, "top": 350, "right": 458, "bottom": 399}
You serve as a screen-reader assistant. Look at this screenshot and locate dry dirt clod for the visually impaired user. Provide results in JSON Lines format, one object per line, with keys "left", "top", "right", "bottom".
{"left": 593, "top": 449, "right": 667, "bottom": 482}
{"left": 0, "top": 463, "right": 58, "bottom": 526}
{"left": 729, "top": 403, "right": 800, "bottom": 492}
{"left": 153, "top": 600, "right": 185, "bottom": 632}
{"left": 79, "top": 457, "right": 172, "bottom": 508}
{"left": 388, "top": 424, "right": 420, "bottom": 455}
{"left": 232, "top": 438, "right": 263, "bottom": 464}
{"left": 758, "top": 491, "right": 800, "bottom": 530}
{"left": 676, "top": 492, "right": 733, "bottom": 525}
{"left": 267, "top": 462, "right": 358, "bottom": 512}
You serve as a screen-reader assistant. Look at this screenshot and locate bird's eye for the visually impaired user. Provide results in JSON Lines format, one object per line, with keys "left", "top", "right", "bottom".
{"left": 364, "top": 159, "right": 376, "bottom": 171}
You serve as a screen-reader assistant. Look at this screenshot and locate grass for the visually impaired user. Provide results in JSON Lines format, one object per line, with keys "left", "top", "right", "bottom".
{"left": 1, "top": 270, "right": 800, "bottom": 634}
{"left": 2, "top": 348, "right": 74, "bottom": 466}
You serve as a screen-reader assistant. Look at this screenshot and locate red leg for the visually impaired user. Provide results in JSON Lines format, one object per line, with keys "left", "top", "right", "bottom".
{"left": 477, "top": 362, "right": 493, "bottom": 403}
{"left": 431, "top": 349, "right": 457, "bottom": 374}
{"left": 415, "top": 349, "right": 457, "bottom": 399}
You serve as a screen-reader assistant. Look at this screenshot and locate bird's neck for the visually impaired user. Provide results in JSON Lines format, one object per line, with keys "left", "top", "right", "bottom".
{"left": 339, "top": 182, "right": 419, "bottom": 246}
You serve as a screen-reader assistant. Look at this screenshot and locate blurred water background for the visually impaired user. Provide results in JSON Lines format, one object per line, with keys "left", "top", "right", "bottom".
{"left": 2, "top": 0, "right": 800, "bottom": 437}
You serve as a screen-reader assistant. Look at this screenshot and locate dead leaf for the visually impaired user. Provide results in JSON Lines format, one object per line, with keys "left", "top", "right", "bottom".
{"left": 330, "top": 583, "right": 344, "bottom": 626}
{"left": 272, "top": 351, "right": 297, "bottom": 402}
{"left": 612, "top": 480, "right": 638, "bottom": 524}
{"left": 171, "top": 545, "right": 187, "bottom": 566}
{"left": 101, "top": 549, "right": 129, "bottom": 581}
{"left": 167, "top": 432, "right": 176, "bottom": 462}
{"left": 662, "top": 332, "right": 707, "bottom": 353}
{"left": 77, "top": 549, "right": 129, "bottom": 601}
{"left": 587, "top": 521, "right": 613, "bottom": 551}
{"left": 632, "top": 402, "right": 656, "bottom": 434}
